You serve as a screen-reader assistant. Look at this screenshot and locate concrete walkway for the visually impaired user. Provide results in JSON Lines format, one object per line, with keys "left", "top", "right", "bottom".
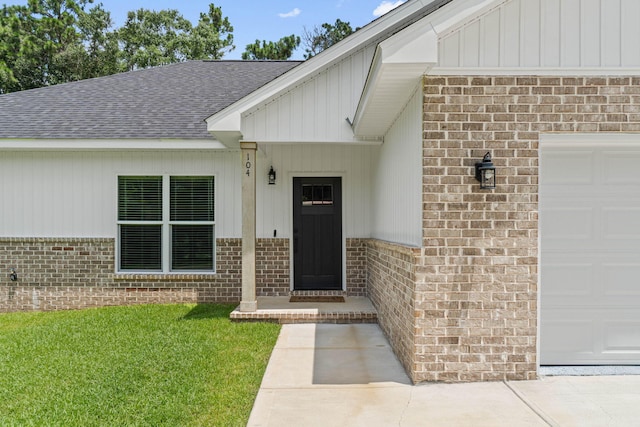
{"left": 248, "top": 323, "right": 640, "bottom": 426}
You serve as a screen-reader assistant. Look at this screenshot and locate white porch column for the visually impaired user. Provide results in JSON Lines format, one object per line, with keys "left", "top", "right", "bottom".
{"left": 240, "top": 141, "right": 258, "bottom": 312}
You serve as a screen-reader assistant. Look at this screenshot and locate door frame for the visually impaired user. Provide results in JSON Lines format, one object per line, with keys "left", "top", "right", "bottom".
{"left": 288, "top": 172, "right": 347, "bottom": 292}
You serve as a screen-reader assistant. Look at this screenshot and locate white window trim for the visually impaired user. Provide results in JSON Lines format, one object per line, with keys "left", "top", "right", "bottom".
{"left": 116, "top": 174, "right": 216, "bottom": 274}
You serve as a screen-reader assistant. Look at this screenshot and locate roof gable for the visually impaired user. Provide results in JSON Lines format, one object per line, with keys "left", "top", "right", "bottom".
{"left": 206, "top": 0, "right": 502, "bottom": 145}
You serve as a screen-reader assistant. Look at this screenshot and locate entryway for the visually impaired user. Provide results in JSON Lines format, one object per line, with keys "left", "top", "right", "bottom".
{"left": 292, "top": 177, "right": 342, "bottom": 291}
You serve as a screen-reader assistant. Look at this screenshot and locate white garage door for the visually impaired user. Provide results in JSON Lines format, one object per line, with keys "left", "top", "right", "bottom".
{"left": 540, "top": 136, "right": 640, "bottom": 365}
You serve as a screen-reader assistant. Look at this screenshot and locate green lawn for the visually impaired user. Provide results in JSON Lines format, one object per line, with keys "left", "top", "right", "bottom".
{"left": 0, "top": 304, "right": 280, "bottom": 426}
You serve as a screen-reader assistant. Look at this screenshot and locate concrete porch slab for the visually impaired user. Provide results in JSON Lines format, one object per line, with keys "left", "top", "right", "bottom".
{"left": 230, "top": 296, "right": 377, "bottom": 324}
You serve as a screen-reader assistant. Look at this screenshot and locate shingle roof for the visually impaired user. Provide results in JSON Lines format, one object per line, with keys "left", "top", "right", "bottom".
{"left": 0, "top": 60, "right": 301, "bottom": 139}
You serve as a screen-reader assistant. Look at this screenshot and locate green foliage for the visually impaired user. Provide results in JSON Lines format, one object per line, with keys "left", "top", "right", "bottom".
{"left": 242, "top": 34, "right": 300, "bottom": 60}
{"left": 0, "top": 304, "right": 281, "bottom": 426}
{"left": 0, "top": 2, "right": 235, "bottom": 92}
{"left": 188, "top": 4, "right": 234, "bottom": 60}
{"left": 303, "top": 18, "right": 355, "bottom": 59}
{"left": 117, "top": 8, "right": 194, "bottom": 70}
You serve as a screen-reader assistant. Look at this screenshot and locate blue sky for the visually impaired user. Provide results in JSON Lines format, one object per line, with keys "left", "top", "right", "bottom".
{"left": 14, "top": 0, "right": 407, "bottom": 59}
{"left": 107, "top": 0, "right": 406, "bottom": 59}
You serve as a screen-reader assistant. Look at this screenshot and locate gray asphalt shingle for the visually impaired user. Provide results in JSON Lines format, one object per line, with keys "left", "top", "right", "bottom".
{"left": 0, "top": 60, "right": 301, "bottom": 140}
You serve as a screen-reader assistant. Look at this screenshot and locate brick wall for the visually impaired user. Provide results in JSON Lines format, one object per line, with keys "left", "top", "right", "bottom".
{"left": 367, "top": 239, "right": 422, "bottom": 382}
{"left": 256, "top": 238, "right": 290, "bottom": 296}
{"left": 346, "top": 238, "right": 367, "bottom": 296}
{"left": 0, "top": 237, "right": 291, "bottom": 311}
{"left": 417, "top": 75, "right": 640, "bottom": 381}
{"left": 0, "top": 237, "right": 370, "bottom": 311}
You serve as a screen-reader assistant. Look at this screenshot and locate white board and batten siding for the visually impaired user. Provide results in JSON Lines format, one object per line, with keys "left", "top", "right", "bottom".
{"left": 371, "top": 87, "right": 424, "bottom": 247}
{"left": 438, "top": 0, "right": 640, "bottom": 70}
{"left": 540, "top": 135, "right": 640, "bottom": 365}
{"left": 259, "top": 144, "right": 376, "bottom": 239}
{"left": 242, "top": 46, "right": 377, "bottom": 143}
{"left": 0, "top": 146, "right": 378, "bottom": 240}
{"left": 0, "top": 151, "right": 240, "bottom": 238}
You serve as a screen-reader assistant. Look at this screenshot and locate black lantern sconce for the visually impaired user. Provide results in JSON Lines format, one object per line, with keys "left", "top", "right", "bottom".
{"left": 268, "top": 166, "right": 276, "bottom": 185}
{"left": 475, "top": 152, "right": 496, "bottom": 190}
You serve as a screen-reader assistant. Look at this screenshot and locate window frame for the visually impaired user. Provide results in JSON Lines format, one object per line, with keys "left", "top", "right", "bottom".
{"left": 117, "top": 175, "right": 216, "bottom": 274}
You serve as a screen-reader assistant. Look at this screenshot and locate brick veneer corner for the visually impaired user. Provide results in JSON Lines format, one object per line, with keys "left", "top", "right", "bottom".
{"left": 417, "top": 75, "right": 640, "bottom": 382}
{"left": 367, "top": 239, "right": 422, "bottom": 382}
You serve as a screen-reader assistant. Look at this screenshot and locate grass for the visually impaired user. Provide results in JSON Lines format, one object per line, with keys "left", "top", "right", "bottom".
{"left": 0, "top": 304, "right": 280, "bottom": 426}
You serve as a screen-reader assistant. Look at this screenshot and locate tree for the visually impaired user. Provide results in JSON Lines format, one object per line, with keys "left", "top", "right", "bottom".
{"left": 0, "top": 0, "right": 117, "bottom": 93}
{"left": 187, "top": 4, "right": 234, "bottom": 60}
{"left": 242, "top": 34, "right": 300, "bottom": 60}
{"left": 302, "top": 19, "right": 355, "bottom": 59}
{"left": 0, "top": 4, "right": 28, "bottom": 92}
{"left": 75, "top": 4, "right": 119, "bottom": 78}
{"left": 0, "top": 2, "right": 235, "bottom": 92}
{"left": 117, "top": 8, "right": 193, "bottom": 71}
{"left": 117, "top": 4, "right": 234, "bottom": 71}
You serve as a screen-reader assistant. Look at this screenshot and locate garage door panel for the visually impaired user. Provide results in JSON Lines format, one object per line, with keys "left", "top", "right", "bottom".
{"left": 542, "top": 311, "right": 640, "bottom": 365}
{"left": 543, "top": 255, "right": 640, "bottom": 307}
{"left": 602, "top": 151, "right": 640, "bottom": 185}
{"left": 543, "top": 207, "right": 593, "bottom": 241}
{"left": 542, "top": 261, "right": 593, "bottom": 297}
{"left": 541, "top": 140, "right": 640, "bottom": 365}
{"left": 603, "top": 207, "right": 640, "bottom": 239}
{"left": 603, "top": 320, "right": 640, "bottom": 353}
{"left": 541, "top": 150, "right": 594, "bottom": 185}
{"left": 603, "top": 263, "right": 640, "bottom": 297}
{"left": 540, "top": 316, "right": 595, "bottom": 364}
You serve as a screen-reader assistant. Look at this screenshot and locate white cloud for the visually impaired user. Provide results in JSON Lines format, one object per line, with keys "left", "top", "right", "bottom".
{"left": 373, "top": 1, "right": 405, "bottom": 17}
{"left": 278, "top": 8, "right": 301, "bottom": 18}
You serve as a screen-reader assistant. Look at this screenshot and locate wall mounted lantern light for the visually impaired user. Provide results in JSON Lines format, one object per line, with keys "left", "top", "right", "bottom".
{"left": 268, "top": 166, "right": 276, "bottom": 185}
{"left": 475, "top": 152, "right": 496, "bottom": 190}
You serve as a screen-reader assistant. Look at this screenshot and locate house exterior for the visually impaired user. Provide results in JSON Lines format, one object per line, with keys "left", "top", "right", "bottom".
{"left": 2, "top": 0, "right": 640, "bottom": 383}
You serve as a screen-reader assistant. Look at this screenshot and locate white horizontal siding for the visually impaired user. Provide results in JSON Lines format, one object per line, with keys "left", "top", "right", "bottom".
{"left": 438, "top": 0, "right": 640, "bottom": 69}
{"left": 242, "top": 45, "right": 377, "bottom": 143}
{"left": 371, "top": 86, "right": 423, "bottom": 247}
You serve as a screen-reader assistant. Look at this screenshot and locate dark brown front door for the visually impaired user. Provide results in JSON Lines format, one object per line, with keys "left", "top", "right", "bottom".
{"left": 293, "top": 177, "right": 342, "bottom": 290}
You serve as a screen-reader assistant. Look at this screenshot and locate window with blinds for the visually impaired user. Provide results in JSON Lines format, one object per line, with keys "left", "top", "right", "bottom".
{"left": 169, "top": 177, "right": 215, "bottom": 271}
{"left": 118, "top": 176, "right": 215, "bottom": 273}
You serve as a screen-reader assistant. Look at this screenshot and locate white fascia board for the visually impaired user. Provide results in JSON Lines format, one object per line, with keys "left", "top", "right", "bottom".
{"left": 206, "top": 110, "right": 242, "bottom": 147}
{"left": 247, "top": 137, "right": 383, "bottom": 146}
{"left": 0, "top": 139, "right": 228, "bottom": 151}
{"left": 351, "top": 0, "right": 499, "bottom": 138}
{"left": 351, "top": 21, "right": 438, "bottom": 137}
{"left": 429, "top": 0, "right": 502, "bottom": 34}
{"left": 205, "top": 0, "right": 451, "bottom": 135}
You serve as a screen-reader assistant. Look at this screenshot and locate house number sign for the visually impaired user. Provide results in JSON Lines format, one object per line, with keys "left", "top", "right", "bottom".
{"left": 245, "top": 153, "right": 252, "bottom": 176}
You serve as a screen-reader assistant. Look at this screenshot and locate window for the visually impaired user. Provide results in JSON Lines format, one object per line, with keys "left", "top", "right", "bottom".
{"left": 302, "top": 184, "right": 333, "bottom": 206}
{"left": 118, "top": 176, "right": 215, "bottom": 272}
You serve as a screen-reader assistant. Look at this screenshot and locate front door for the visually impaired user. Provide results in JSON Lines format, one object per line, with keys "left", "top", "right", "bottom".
{"left": 293, "top": 177, "right": 342, "bottom": 290}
